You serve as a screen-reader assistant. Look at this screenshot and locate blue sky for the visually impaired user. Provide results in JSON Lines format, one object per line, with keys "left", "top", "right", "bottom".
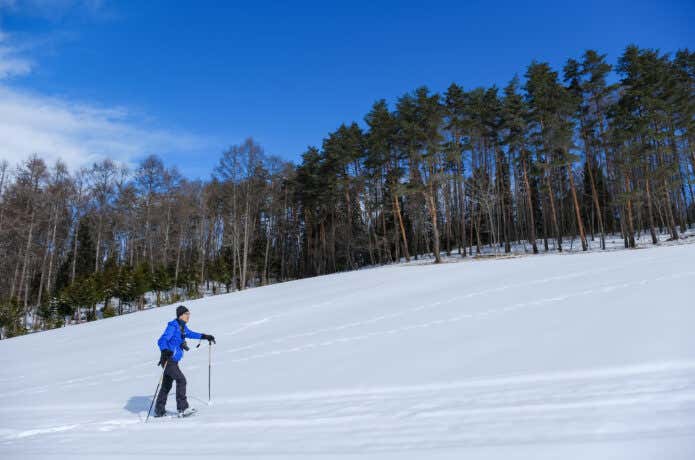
{"left": 0, "top": 0, "right": 693, "bottom": 178}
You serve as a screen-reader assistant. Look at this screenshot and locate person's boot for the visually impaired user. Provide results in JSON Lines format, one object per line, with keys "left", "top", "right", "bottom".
{"left": 178, "top": 407, "right": 197, "bottom": 417}
{"left": 153, "top": 408, "right": 167, "bottom": 418}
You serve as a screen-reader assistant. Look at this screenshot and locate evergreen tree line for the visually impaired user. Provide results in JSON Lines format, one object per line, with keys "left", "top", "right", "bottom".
{"left": 1, "top": 45, "right": 693, "bottom": 338}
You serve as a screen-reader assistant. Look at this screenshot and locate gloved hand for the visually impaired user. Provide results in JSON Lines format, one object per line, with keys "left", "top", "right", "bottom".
{"left": 158, "top": 349, "right": 173, "bottom": 367}
{"left": 201, "top": 334, "right": 216, "bottom": 344}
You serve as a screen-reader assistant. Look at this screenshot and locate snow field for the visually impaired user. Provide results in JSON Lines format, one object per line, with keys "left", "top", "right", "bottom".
{"left": 1, "top": 243, "right": 694, "bottom": 459}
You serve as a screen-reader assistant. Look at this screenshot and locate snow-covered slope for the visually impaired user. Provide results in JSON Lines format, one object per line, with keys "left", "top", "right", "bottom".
{"left": 2, "top": 244, "right": 695, "bottom": 459}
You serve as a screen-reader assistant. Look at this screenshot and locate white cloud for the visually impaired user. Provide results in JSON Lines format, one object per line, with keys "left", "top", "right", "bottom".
{"left": 0, "top": 84, "right": 208, "bottom": 171}
{"left": 0, "top": 31, "right": 34, "bottom": 78}
{"left": 0, "top": 1, "right": 107, "bottom": 18}
{"left": 0, "top": 20, "right": 209, "bottom": 172}
{"left": 0, "top": 51, "right": 32, "bottom": 77}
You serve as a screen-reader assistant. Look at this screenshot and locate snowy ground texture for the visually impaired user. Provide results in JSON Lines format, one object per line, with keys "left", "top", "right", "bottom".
{"left": 2, "top": 242, "right": 695, "bottom": 459}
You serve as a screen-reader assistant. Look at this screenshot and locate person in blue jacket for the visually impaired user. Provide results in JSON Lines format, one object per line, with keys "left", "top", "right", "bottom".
{"left": 154, "top": 305, "right": 215, "bottom": 417}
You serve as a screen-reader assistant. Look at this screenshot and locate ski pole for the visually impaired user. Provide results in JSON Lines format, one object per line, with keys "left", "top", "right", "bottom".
{"left": 208, "top": 342, "right": 212, "bottom": 404}
{"left": 145, "top": 361, "right": 167, "bottom": 423}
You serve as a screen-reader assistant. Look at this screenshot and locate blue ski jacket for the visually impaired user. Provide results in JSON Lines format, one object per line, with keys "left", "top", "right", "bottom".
{"left": 157, "top": 319, "right": 203, "bottom": 362}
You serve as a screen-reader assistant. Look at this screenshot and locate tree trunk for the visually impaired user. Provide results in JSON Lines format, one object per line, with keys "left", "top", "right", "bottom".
{"left": 94, "top": 213, "right": 102, "bottom": 273}
{"left": 19, "top": 209, "right": 35, "bottom": 326}
{"left": 262, "top": 219, "right": 271, "bottom": 285}
{"left": 521, "top": 156, "right": 539, "bottom": 254}
{"left": 199, "top": 216, "right": 207, "bottom": 294}
{"left": 444, "top": 180, "right": 452, "bottom": 256}
{"left": 392, "top": 191, "right": 410, "bottom": 261}
{"left": 456, "top": 159, "right": 466, "bottom": 257}
{"left": 71, "top": 217, "right": 79, "bottom": 284}
{"left": 241, "top": 198, "right": 250, "bottom": 288}
{"left": 567, "top": 165, "right": 587, "bottom": 251}
{"left": 424, "top": 183, "right": 441, "bottom": 263}
{"left": 0, "top": 163, "right": 7, "bottom": 235}
{"left": 36, "top": 207, "right": 55, "bottom": 318}
{"left": 545, "top": 168, "right": 562, "bottom": 251}
{"left": 624, "top": 175, "right": 636, "bottom": 248}
{"left": 174, "top": 224, "right": 183, "bottom": 289}
{"left": 344, "top": 183, "right": 354, "bottom": 269}
{"left": 45, "top": 204, "right": 59, "bottom": 300}
{"left": 662, "top": 182, "right": 679, "bottom": 240}
{"left": 586, "top": 156, "right": 606, "bottom": 250}
{"left": 644, "top": 176, "right": 659, "bottom": 244}
{"left": 163, "top": 202, "right": 172, "bottom": 268}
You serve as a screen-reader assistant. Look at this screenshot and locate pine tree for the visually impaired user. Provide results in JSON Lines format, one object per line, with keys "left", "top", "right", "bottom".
{"left": 443, "top": 84, "right": 468, "bottom": 256}
{"left": 502, "top": 76, "right": 538, "bottom": 253}
{"left": 526, "top": 61, "right": 587, "bottom": 251}
{"left": 74, "top": 219, "right": 96, "bottom": 280}
{"left": 0, "top": 298, "right": 24, "bottom": 338}
{"left": 396, "top": 87, "right": 445, "bottom": 263}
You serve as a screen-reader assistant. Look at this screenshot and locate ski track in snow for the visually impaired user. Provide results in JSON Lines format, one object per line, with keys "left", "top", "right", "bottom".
{"left": 4, "top": 259, "right": 682, "bottom": 398}
{"left": 2, "top": 362, "right": 695, "bottom": 454}
{"left": 222, "top": 268, "right": 694, "bottom": 364}
{"left": 1, "top": 244, "right": 694, "bottom": 458}
{"left": 1, "top": 264, "right": 691, "bottom": 395}
{"left": 223, "top": 253, "right": 670, "bottom": 356}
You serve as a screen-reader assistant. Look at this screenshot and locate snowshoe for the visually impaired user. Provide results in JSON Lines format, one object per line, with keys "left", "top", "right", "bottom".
{"left": 178, "top": 407, "right": 197, "bottom": 418}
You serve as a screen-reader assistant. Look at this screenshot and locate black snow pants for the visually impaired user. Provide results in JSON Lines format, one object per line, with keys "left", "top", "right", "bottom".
{"left": 155, "top": 361, "right": 188, "bottom": 413}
